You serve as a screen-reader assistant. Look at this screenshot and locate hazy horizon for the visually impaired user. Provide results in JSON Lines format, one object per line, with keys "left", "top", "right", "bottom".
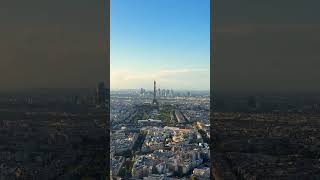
{"left": 110, "top": 87, "right": 210, "bottom": 91}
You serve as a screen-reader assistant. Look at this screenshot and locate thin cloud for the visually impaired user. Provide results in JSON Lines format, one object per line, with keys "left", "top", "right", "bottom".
{"left": 156, "top": 68, "right": 208, "bottom": 77}
{"left": 111, "top": 68, "right": 209, "bottom": 90}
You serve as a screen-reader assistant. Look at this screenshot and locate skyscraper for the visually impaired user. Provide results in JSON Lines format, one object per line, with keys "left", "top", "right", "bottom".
{"left": 96, "top": 82, "right": 106, "bottom": 107}
{"left": 171, "top": 89, "right": 174, "bottom": 97}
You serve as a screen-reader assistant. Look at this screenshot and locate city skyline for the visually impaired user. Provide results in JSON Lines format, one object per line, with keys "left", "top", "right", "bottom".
{"left": 111, "top": 0, "right": 210, "bottom": 90}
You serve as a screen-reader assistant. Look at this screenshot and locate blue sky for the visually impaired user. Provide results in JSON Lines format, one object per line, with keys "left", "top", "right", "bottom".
{"left": 111, "top": 0, "right": 210, "bottom": 90}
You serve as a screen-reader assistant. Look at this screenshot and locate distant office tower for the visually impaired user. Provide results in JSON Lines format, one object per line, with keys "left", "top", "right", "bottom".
{"left": 26, "top": 97, "right": 33, "bottom": 105}
{"left": 72, "top": 95, "right": 79, "bottom": 104}
{"left": 247, "top": 96, "right": 258, "bottom": 110}
{"left": 96, "top": 82, "right": 106, "bottom": 107}
{"left": 158, "top": 88, "right": 161, "bottom": 97}
{"left": 162, "top": 89, "right": 166, "bottom": 97}
{"left": 152, "top": 81, "right": 158, "bottom": 105}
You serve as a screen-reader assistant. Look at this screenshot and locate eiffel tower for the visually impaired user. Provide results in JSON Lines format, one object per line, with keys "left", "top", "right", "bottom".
{"left": 152, "top": 80, "right": 159, "bottom": 105}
